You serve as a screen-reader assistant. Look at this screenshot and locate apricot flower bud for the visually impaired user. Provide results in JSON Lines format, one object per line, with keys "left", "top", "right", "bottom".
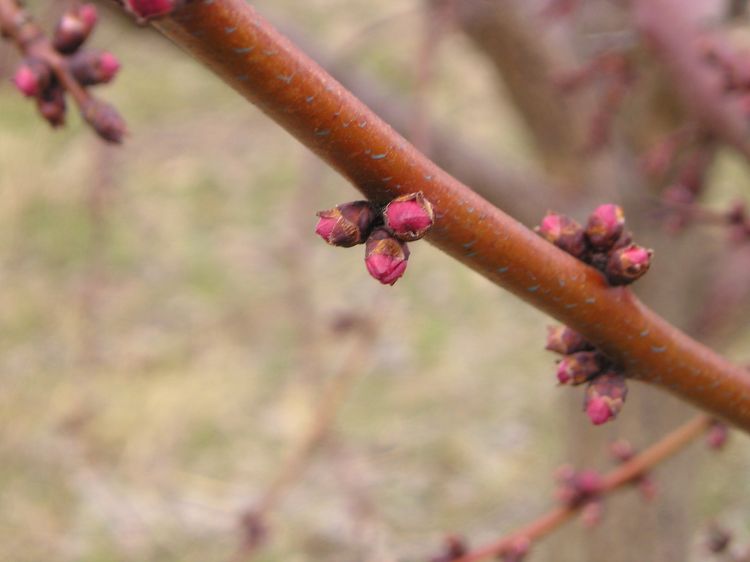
{"left": 122, "top": 0, "right": 186, "bottom": 22}
{"left": 36, "top": 85, "right": 66, "bottom": 128}
{"left": 383, "top": 192, "right": 435, "bottom": 241}
{"left": 364, "top": 227, "right": 410, "bottom": 286}
{"left": 536, "top": 212, "right": 586, "bottom": 258}
{"left": 82, "top": 98, "right": 127, "bottom": 143}
{"left": 706, "top": 420, "right": 728, "bottom": 450}
{"left": 605, "top": 244, "right": 652, "bottom": 285}
{"left": 12, "top": 59, "right": 51, "bottom": 97}
{"left": 546, "top": 325, "right": 592, "bottom": 355}
{"left": 586, "top": 204, "right": 625, "bottom": 250}
{"left": 584, "top": 372, "right": 628, "bottom": 425}
{"left": 556, "top": 351, "right": 602, "bottom": 385}
{"left": 69, "top": 51, "right": 121, "bottom": 86}
{"left": 315, "top": 200, "right": 376, "bottom": 247}
{"left": 53, "top": 4, "right": 98, "bottom": 54}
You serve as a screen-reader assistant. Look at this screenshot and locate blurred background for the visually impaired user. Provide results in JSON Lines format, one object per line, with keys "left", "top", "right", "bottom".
{"left": 1, "top": 1, "right": 750, "bottom": 561}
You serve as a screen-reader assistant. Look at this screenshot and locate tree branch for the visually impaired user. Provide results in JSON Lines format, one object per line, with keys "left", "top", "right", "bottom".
{"left": 142, "top": 1, "right": 750, "bottom": 431}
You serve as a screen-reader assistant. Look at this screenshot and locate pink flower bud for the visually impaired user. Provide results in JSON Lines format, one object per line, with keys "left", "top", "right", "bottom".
{"left": 580, "top": 500, "right": 604, "bottom": 528}
{"left": 429, "top": 534, "right": 468, "bottom": 562}
{"left": 706, "top": 524, "right": 732, "bottom": 554}
{"left": 706, "top": 420, "right": 729, "bottom": 450}
{"left": 501, "top": 537, "right": 530, "bottom": 562}
{"left": 12, "top": 59, "right": 51, "bottom": 97}
{"left": 69, "top": 51, "right": 121, "bottom": 86}
{"left": 584, "top": 372, "right": 628, "bottom": 425}
{"left": 383, "top": 192, "right": 435, "bottom": 241}
{"left": 586, "top": 204, "right": 625, "bottom": 250}
{"left": 609, "top": 439, "right": 635, "bottom": 462}
{"left": 555, "top": 467, "right": 602, "bottom": 507}
{"left": 53, "top": 4, "right": 98, "bottom": 54}
{"left": 36, "top": 85, "right": 67, "bottom": 128}
{"left": 123, "top": 0, "right": 185, "bottom": 21}
{"left": 364, "top": 228, "right": 410, "bottom": 286}
{"left": 545, "top": 325, "right": 592, "bottom": 355}
{"left": 605, "top": 244, "right": 652, "bottom": 286}
{"left": 82, "top": 98, "right": 127, "bottom": 143}
{"left": 315, "top": 200, "right": 376, "bottom": 247}
{"left": 556, "top": 351, "right": 602, "bottom": 385}
{"left": 638, "top": 475, "right": 658, "bottom": 502}
{"left": 535, "top": 212, "right": 586, "bottom": 258}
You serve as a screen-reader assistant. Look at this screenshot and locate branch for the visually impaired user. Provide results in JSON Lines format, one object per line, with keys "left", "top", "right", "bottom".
{"left": 139, "top": 2, "right": 750, "bottom": 431}
{"left": 450, "top": 415, "right": 713, "bottom": 562}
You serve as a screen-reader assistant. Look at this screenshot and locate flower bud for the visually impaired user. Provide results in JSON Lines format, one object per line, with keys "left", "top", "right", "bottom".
{"left": 122, "top": 0, "right": 186, "bottom": 22}
{"left": 429, "top": 534, "right": 468, "bottom": 562}
{"left": 706, "top": 524, "right": 732, "bottom": 554}
{"left": 586, "top": 204, "right": 625, "bottom": 250}
{"left": 556, "top": 351, "right": 602, "bottom": 385}
{"left": 383, "top": 192, "right": 435, "bottom": 241}
{"left": 364, "top": 227, "right": 410, "bottom": 286}
{"left": 609, "top": 439, "right": 635, "bottom": 462}
{"left": 605, "top": 244, "right": 653, "bottom": 286}
{"left": 581, "top": 500, "right": 604, "bottom": 528}
{"left": 584, "top": 372, "right": 628, "bottom": 425}
{"left": 638, "top": 475, "right": 658, "bottom": 502}
{"left": 69, "top": 51, "right": 121, "bottom": 86}
{"left": 315, "top": 200, "right": 376, "bottom": 247}
{"left": 53, "top": 4, "right": 98, "bottom": 54}
{"left": 12, "top": 59, "right": 51, "bottom": 97}
{"left": 706, "top": 420, "right": 729, "bottom": 450}
{"left": 555, "top": 468, "right": 602, "bottom": 507}
{"left": 501, "top": 537, "right": 530, "bottom": 562}
{"left": 82, "top": 98, "right": 127, "bottom": 143}
{"left": 36, "top": 85, "right": 67, "bottom": 128}
{"left": 545, "top": 325, "right": 592, "bottom": 355}
{"left": 535, "top": 212, "right": 586, "bottom": 258}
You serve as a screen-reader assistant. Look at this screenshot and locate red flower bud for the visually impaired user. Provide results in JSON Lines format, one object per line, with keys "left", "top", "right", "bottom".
{"left": 545, "top": 325, "right": 592, "bottom": 355}
{"left": 584, "top": 372, "right": 628, "bottom": 425}
{"left": 82, "top": 98, "right": 127, "bottom": 143}
{"left": 53, "top": 4, "right": 98, "bottom": 54}
{"left": 383, "top": 192, "right": 435, "bottom": 241}
{"left": 315, "top": 200, "right": 376, "bottom": 247}
{"left": 706, "top": 420, "right": 729, "bottom": 450}
{"left": 536, "top": 212, "right": 586, "bottom": 258}
{"left": 12, "top": 59, "right": 51, "bottom": 97}
{"left": 36, "top": 85, "right": 67, "bottom": 128}
{"left": 122, "top": 0, "right": 185, "bottom": 21}
{"left": 364, "top": 228, "right": 410, "bottom": 286}
{"left": 586, "top": 204, "right": 625, "bottom": 250}
{"left": 556, "top": 351, "right": 602, "bottom": 385}
{"left": 555, "top": 467, "right": 602, "bottom": 507}
{"left": 605, "top": 244, "right": 652, "bottom": 286}
{"left": 69, "top": 51, "right": 121, "bottom": 86}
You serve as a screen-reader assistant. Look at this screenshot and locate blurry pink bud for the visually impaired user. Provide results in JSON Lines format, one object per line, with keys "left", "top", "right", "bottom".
{"left": 315, "top": 200, "right": 376, "bottom": 247}
{"left": 53, "top": 4, "right": 98, "bottom": 54}
{"left": 12, "top": 59, "right": 51, "bottom": 97}
{"left": 69, "top": 51, "right": 121, "bottom": 86}
{"left": 556, "top": 351, "right": 602, "bottom": 385}
{"left": 501, "top": 537, "right": 530, "bottom": 562}
{"left": 383, "top": 192, "right": 434, "bottom": 241}
{"left": 536, "top": 212, "right": 586, "bottom": 258}
{"left": 555, "top": 468, "right": 602, "bottom": 507}
{"left": 586, "top": 204, "right": 625, "bottom": 250}
{"left": 580, "top": 500, "right": 604, "bottom": 528}
{"left": 609, "top": 439, "right": 635, "bottom": 462}
{"left": 605, "top": 244, "right": 652, "bottom": 286}
{"left": 706, "top": 420, "right": 729, "bottom": 450}
{"left": 82, "top": 98, "right": 127, "bottom": 143}
{"left": 364, "top": 228, "right": 410, "bottom": 286}
{"left": 36, "top": 85, "right": 67, "bottom": 128}
{"left": 122, "top": 0, "right": 185, "bottom": 21}
{"left": 638, "top": 476, "right": 658, "bottom": 502}
{"left": 429, "top": 534, "right": 468, "bottom": 562}
{"left": 584, "top": 372, "right": 628, "bottom": 425}
{"left": 546, "top": 325, "right": 592, "bottom": 355}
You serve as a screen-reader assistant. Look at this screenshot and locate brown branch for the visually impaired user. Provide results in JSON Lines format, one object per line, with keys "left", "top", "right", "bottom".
{"left": 139, "top": 2, "right": 750, "bottom": 431}
{"left": 452, "top": 415, "right": 713, "bottom": 562}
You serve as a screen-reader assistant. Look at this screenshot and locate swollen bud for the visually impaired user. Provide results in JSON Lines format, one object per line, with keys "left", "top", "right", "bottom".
{"left": 586, "top": 204, "right": 625, "bottom": 250}
{"left": 383, "top": 192, "right": 435, "bottom": 241}
{"left": 546, "top": 325, "right": 592, "bottom": 355}
{"left": 556, "top": 351, "right": 602, "bottom": 385}
{"left": 536, "top": 212, "right": 586, "bottom": 258}
{"left": 53, "top": 4, "right": 98, "bottom": 54}
{"left": 12, "top": 59, "right": 51, "bottom": 97}
{"left": 605, "top": 244, "right": 653, "bottom": 286}
{"left": 315, "top": 200, "right": 376, "bottom": 247}
{"left": 706, "top": 420, "right": 729, "bottom": 450}
{"left": 36, "top": 85, "right": 67, "bottom": 128}
{"left": 584, "top": 372, "right": 628, "bottom": 425}
{"left": 364, "top": 227, "right": 410, "bottom": 286}
{"left": 69, "top": 51, "right": 121, "bottom": 86}
{"left": 122, "top": 0, "right": 186, "bottom": 22}
{"left": 82, "top": 98, "right": 127, "bottom": 143}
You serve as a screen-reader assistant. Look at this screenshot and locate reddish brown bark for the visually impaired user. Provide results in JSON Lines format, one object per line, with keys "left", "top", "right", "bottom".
{"left": 148, "top": 2, "right": 750, "bottom": 431}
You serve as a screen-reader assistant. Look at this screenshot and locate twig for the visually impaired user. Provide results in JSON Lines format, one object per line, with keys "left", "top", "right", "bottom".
{"left": 451, "top": 415, "right": 712, "bottom": 562}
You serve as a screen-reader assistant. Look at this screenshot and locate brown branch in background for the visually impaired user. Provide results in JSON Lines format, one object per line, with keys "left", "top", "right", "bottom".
{"left": 448, "top": 415, "right": 713, "bottom": 562}
{"left": 144, "top": 1, "right": 750, "bottom": 431}
{"left": 0, "top": 0, "right": 125, "bottom": 142}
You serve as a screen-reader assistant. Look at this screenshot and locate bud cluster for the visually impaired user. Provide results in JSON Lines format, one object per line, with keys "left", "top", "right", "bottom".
{"left": 554, "top": 465, "right": 604, "bottom": 526}
{"left": 314, "top": 192, "right": 435, "bottom": 286}
{"left": 546, "top": 325, "right": 628, "bottom": 425}
{"left": 8, "top": 4, "right": 125, "bottom": 143}
{"left": 536, "top": 204, "right": 653, "bottom": 286}
{"left": 609, "top": 439, "right": 657, "bottom": 501}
